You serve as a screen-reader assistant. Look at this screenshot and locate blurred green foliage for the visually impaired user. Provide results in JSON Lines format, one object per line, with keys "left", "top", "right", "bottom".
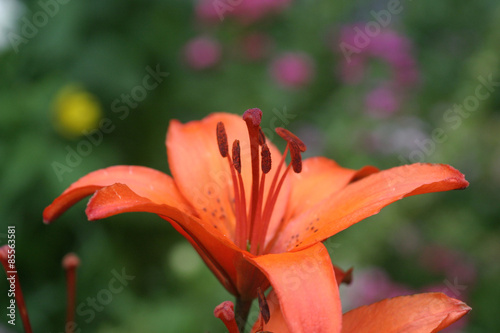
{"left": 1, "top": 0, "right": 499, "bottom": 332}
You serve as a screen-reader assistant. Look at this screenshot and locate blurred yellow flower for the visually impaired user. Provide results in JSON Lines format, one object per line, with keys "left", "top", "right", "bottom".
{"left": 53, "top": 85, "right": 102, "bottom": 138}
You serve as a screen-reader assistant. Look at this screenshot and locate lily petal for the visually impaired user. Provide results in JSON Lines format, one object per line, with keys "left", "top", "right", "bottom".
{"left": 43, "top": 165, "right": 194, "bottom": 223}
{"left": 341, "top": 292, "right": 471, "bottom": 332}
{"left": 85, "top": 182, "right": 247, "bottom": 295}
{"left": 282, "top": 157, "right": 378, "bottom": 224}
{"left": 273, "top": 163, "right": 468, "bottom": 252}
{"left": 247, "top": 243, "right": 342, "bottom": 333}
{"left": 167, "top": 112, "right": 289, "bottom": 242}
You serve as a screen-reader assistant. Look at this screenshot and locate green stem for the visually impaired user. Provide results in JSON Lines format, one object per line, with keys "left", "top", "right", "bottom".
{"left": 235, "top": 297, "right": 253, "bottom": 333}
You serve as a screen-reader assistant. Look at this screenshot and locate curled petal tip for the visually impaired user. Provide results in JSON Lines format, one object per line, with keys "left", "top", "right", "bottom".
{"left": 451, "top": 298, "right": 472, "bottom": 313}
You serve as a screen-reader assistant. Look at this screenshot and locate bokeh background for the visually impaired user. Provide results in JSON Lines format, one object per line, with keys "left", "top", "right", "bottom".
{"left": 1, "top": 0, "right": 499, "bottom": 332}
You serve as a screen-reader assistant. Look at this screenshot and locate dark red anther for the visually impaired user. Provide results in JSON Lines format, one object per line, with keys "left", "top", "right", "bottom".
{"left": 289, "top": 142, "right": 302, "bottom": 173}
{"left": 261, "top": 144, "right": 272, "bottom": 174}
{"left": 232, "top": 140, "right": 242, "bottom": 173}
{"left": 257, "top": 287, "right": 271, "bottom": 324}
{"left": 275, "top": 127, "right": 307, "bottom": 152}
{"left": 258, "top": 128, "right": 266, "bottom": 145}
{"left": 216, "top": 122, "right": 229, "bottom": 157}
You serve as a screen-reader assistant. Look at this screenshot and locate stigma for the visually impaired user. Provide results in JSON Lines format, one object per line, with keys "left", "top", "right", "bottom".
{"left": 216, "top": 108, "right": 306, "bottom": 254}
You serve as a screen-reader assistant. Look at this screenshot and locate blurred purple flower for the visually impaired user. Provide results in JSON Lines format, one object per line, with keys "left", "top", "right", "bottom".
{"left": 368, "top": 30, "right": 410, "bottom": 64}
{"left": 183, "top": 36, "right": 222, "bottom": 70}
{"left": 420, "top": 245, "right": 477, "bottom": 285}
{"left": 336, "top": 25, "right": 419, "bottom": 86}
{"left": 336, "top": 24, "right": 368, "bottom": 84}
{"left": 270, "top": 52, "right": 315, "bottom": 89}
{"left": 364, "top": 84, "right": 400, "bottom": 118}
{"left": 196, "top": 0, "right": 291, "bottom": 25}
{"left": 369, "top": 30, "right": 420, "bottom": 86}
{"left": 341, "top": 267, "right": 414, "bottom": 311}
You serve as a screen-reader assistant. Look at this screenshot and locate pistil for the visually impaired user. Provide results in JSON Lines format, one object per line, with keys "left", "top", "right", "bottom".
{"left": 243, "top": 108, "right": 263, "bottom": 241}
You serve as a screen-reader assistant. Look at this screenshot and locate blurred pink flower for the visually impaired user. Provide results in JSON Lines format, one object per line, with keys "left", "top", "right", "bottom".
{"left": 336, "top": 24, "right": 368, "bottom": 84}
{"left": 368, "top": 30, "right": 411, "bottom": 65}
{"left": 368, "top": 30, "right": 420, "bottom": 86}
{"left": 336, "top": 25, "right": 419, "bottom": 86}
{"left": 183, "top": 36, "right": 222, "bottom": 70}
{"left": 196, "top": 0, "right": 291, "bottom": 25}
{"left": 365, "top": 84, "right": 400, "bottom": 118}
{"left": 270, "top": 52, "right": 315, "bottom": 89}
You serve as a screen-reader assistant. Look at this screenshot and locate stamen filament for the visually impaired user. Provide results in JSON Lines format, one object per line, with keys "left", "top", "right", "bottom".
{"left": 63, "top": 253, "right": 80, "bottom": 333}
{"left": 236, "top": 172, "right": 249, "bottom": 247}
{"left": 251, "top": 173, "right": 266, "bottom": 254}
{"left": 231, "top": 139, "right": 250, "bottom": 248}
{"left": 0, "top": 245, "right": 33, "bottom": 333}
{"left": 227, "top": 156, "right": 244, "bottom": 247}
{"left": 256, "top": 163, "right": 293, "bottom": 253}
{"left": 248, "top": 144, "right": 289, "bottom": 254}
{"left": 250, "top": 143, "right": 272, "bottom": 254}
{"left": 266, "top": 145, "right": 289, "bottom": 201}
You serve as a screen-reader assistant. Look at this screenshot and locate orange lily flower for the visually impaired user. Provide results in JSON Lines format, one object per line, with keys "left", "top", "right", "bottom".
{"left": 44, "top": 109, "right": 469, "bottom": 331}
